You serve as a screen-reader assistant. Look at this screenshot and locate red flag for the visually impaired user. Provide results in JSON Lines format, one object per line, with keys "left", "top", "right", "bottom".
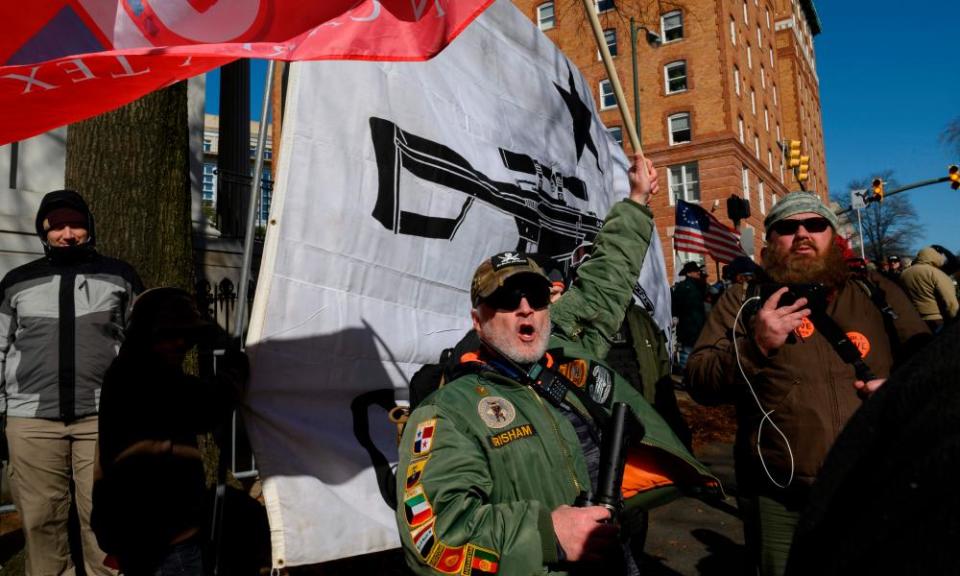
{"left": 674, "top": 200, "right": 749, "bottom": 264}
{"left": 0, "top": 0, "right": 494, "bottom": 144}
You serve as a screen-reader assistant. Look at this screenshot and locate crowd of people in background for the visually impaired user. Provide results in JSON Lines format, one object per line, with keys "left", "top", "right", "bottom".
{"left": 673, "top": 242, "right": 960, "bottom": 360}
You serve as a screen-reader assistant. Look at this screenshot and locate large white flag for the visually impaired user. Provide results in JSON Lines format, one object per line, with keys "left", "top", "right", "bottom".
{"left": 244, "top": 0, "right": 672, "bottom": 567}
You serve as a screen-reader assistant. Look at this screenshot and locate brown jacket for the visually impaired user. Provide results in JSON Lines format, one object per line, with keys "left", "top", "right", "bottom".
{"left": 686, "top": 273, "right": 928, "bottom": 492}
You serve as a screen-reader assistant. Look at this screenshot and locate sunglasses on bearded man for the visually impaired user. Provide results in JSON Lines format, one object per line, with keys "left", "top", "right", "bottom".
{"left": 482, "top": 278, "right": 551, "bottom": 311}
{"left": 769, "top": 217, "right": 831, "bottom": 237}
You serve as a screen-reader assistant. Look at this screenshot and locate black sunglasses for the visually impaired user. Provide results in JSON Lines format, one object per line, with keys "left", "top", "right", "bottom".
{"left": 770, "top": 217, "right": 830, "bottom": 236}
{"left": 483, "top": 281, "right": 551, "bottom": 311}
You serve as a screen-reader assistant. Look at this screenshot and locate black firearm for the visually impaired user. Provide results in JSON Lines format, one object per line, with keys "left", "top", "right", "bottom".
{"left": 369, "top": 117, "right": 604, "bottom": 261}
{"left": 575, "top": 402, "right": 639, "bottom": 518}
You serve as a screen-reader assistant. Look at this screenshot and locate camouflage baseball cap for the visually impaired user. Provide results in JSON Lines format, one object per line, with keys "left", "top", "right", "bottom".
{"left": 470, "top": 252, "right": 550, "bottom": 307}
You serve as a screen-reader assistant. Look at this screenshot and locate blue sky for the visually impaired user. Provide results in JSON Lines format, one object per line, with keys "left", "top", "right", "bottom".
{"left": 814, "top": 0, "right": 959, "bottom": 253}
{"left": 204, "top": 59, "right": 269, "bottom": 120}
{"left": 205, "top": 2, "right": 958, "bottom": 252}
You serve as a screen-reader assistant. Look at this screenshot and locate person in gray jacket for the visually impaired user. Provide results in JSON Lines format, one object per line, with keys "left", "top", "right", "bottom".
{"left": 0, "top": 189, "right": 143, "bottom": 576}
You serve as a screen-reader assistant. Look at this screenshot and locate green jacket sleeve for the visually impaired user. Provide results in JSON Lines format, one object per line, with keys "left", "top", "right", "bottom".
{"left": 396, "top": 405, "right": 557, "bottom": 576}
{"left": 551, "top": 199, "right": 654, "bottom": 359}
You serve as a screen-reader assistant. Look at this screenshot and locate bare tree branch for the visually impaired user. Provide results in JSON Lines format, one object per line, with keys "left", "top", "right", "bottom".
{"left": 941, "top": 116, "right": 960, "bottom": 158}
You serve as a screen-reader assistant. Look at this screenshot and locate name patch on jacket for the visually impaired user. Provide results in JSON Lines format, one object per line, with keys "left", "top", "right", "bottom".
{"left": 488, "top": 424, "right": 536, "bottom": 448}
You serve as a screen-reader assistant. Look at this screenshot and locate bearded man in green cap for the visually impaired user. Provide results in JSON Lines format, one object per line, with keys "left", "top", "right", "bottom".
{"left": 686, "top": 191, "right": 929, "bottom": 576}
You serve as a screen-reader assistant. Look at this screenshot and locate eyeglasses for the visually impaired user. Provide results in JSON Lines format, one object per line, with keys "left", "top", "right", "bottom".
{"left": 483, "top": 282, "right": 551, "bottom": 311}
{"left": 769, "top": 217, "right": 830, "bottom": 236}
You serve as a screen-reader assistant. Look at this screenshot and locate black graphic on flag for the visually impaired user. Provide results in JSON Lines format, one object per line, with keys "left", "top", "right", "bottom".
{"left": 554, "top": 67, "right": 600, "bottom": 171}
{"left": 369, "top": 117, "right": 603, "bottom": 261}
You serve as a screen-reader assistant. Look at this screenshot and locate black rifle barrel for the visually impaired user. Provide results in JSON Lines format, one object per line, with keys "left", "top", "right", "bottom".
{"left": 595, "top": 402, "right": 633, "bottom": 514}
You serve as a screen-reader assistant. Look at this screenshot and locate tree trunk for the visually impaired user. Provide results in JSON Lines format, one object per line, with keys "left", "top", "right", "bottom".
{"left": 64, "top": 82, "right": 193, "bottom": 291}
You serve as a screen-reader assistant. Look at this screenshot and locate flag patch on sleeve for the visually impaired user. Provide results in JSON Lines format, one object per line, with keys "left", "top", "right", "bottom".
{"left": 406, "top": 457, "right": 429, "bottom": 490}
{"left": 428, "top": 543, "right": 466, "bottom": 574}
{"left": 413, "top": 419, "right": 437, "bottom": 455}
{"left": 462, "top": 544, "right": 500, "bottom": 575}
{"left": 411, "top": 519, "right": 436, "bottom": 558}
{"left": 404, "top": 485, "right": 434, "bottom": 527}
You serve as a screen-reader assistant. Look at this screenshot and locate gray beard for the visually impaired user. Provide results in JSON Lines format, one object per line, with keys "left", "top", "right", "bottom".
{"left": 483, "top": 326, "right": 550, "bottom": 365}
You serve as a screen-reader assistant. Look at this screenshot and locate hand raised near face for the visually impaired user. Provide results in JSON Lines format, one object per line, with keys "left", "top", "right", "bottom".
{"left": 752, "top": 287, "right": 811, "bottom": 357}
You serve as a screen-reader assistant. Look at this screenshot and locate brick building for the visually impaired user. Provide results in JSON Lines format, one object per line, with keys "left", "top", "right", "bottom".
{"left": 516, "top": 0, "right": 826, "bottom": 279}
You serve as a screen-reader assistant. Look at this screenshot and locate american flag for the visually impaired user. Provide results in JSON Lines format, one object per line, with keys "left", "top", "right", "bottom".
{"left": 674, "top": 200, "right": 748, "bottom": 263}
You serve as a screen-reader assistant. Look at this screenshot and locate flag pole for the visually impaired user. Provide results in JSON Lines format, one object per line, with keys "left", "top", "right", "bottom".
{"left": 580, "top": 0, "right": 643, "bottom": 157}
{"left": 233, "top": 60, "right": 276, "bottom": 347}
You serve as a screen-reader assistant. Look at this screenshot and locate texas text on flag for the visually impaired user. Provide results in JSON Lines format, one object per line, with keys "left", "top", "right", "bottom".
{"left": 674, "top": 200, "right": 748, "bottom": 264}
{"left": 0, "top": 0, "right": 493, "bottom": 144}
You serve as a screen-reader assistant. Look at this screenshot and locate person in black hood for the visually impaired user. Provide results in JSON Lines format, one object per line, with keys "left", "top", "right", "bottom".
{"left": 92, "top": 287, "right": 248, "bottom": 576}
{"left": 0, "top": 189, "right": 142, "bottom": 576}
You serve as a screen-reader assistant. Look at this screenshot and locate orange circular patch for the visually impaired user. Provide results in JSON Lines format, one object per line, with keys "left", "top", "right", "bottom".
{"left": 795, "top": 317, "right": 815, "bottom": 339}
{"left": 846, "top": 331, "right": 870, "bottom": 358}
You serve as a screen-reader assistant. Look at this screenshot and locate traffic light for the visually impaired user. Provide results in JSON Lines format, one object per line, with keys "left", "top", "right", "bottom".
{"left": 786, "top": 140, "right": 801, "bottom": 168}
{"left": 871, "top": 177, "right": 884, "bottom": 202}
{"left": 797, "top": 155, "right": 810, "bottom": 182}
{"left": 950, "top": 165, "right": 960, "bottom": 190}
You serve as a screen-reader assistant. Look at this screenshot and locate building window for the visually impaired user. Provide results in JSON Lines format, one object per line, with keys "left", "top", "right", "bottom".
{"left": 743, "top": 0, "right": 748, "bottom": 23}
{"left": 747, "top": 42, "right": 753, "bottom": 69}
{"left": 730, "top": 17, "right": 737, "bottom": 45}
{"left": 258, "top": 168, "right": 274, "bottom": 225}
{"left": 202, "top": 162, "right": 217, "bottom": 201}
{"left": 738, "top": 116, "right": 745, "bottom": 143}
{"left": 668, "top": 113, "right": 692, "bottom": 145}
{"left": 779, "top": 160, "right": 785, "bottom": 183}
{"left": 761, "top": 65, "right": 766, "bottom": 88}
{"left": 769, "top": 45, "right": 774, "bottom": 66}
{"left": 776, "top": 124, "right": 781, "bottom": 143}
{"left": 742, "top": 165, "right": 750, "bottom": 201}
{"left": 754, "top": 133, "right": 760, "bottom": 159}
{"left": 661, "top": 11, "right": 683, "bottom": 42}
{"left": 734, "top": 66, "right": 741, "bottom": 96}
{"left": 607, "top": 125, "right": 623, "bottom": 147}
{"left": 668, "top": 162, "right": 700, "bottom": 204}
{"left": 764, "top": 107, "right": 769, "bottom": 131}
{"left": 751, "top": 89, "right": 756, "bottom": 114}
{"left": 596, "top": 0, "right": 614, "bottom": 13}
{"left": 599, "top": 79, "right": 615, "bottom": 109}
{"left": 603, "top": 28, "right": 618, "bottom": 56}
{"left": 758, "top": 180, "right": 766, "bottom": 214}
{"left": 757, "top": 25, "right": 762, "bottom": 46}
{"left": 773, "top": 84, "right": 778, "bottom": 105}
{"left": 771, "top": 192, "right": 777, "bottom": 206}
{"left": 765, "top": 7, "right": 771, "bottom": 28}
{"left": 202, "top": 138, "right": 212, "bottom": 153}
{"left": 664, "top": 61, "right": 688, "bottom": 94}
{"left": 768, "top": 149, "right": 773, "bottom": 171}
{"left": 537, "top": 2, "right": 555, "bottom": 30}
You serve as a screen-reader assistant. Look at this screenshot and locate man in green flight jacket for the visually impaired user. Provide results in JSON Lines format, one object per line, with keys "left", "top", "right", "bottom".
{"left": 395, "top": 157, "right": 719, "bottom": 575}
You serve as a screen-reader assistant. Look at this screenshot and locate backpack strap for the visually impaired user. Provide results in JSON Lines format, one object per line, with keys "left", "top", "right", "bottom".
{"left": 852, "top": 275, "right": 902, "bottom": 358}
